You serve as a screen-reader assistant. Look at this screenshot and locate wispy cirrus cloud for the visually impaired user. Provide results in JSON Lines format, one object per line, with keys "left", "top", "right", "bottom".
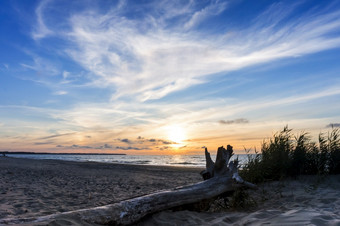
{"left": 32, "top": 0, "right": 54, "bottom": 40}
{"left": 3, "top": 1, "right": 339, "bottom": 153}
{"left": 32, "top": 1, "right": 340, "bottom": 102}
{"left": 1, "top": 81, "right": 339, "bottom": 152}
{"left": 2, "top": 83, "right": 339, "bottom": 133}
{"left": 20, "top": 56, "right": 59, "bottom": 77}
{"left": 183, "top": 0, "right": 228, "bottom": 30}
{"left": 0, "top": 63, "right": 9, "bottom": 71}
{"left": 38, "top": 84, "right": 340, "bottom": 135}
{"left": 40, "top": 132, "right": 76, "bottom": 140}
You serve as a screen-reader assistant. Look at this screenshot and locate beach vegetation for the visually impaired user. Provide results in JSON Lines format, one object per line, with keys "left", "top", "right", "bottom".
{"left": 208, "top": 189, "right": 257, "bottom": 211}
{"left": 240, "top": 126, "right": 340, "bottom": 183}
{"left": 228, "top": 188, "right": 257, "bottom": 210}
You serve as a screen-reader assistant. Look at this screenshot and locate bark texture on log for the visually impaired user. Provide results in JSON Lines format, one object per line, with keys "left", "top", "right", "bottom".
{"left": 0, "top": 145, "right": 256, "bottom": 225}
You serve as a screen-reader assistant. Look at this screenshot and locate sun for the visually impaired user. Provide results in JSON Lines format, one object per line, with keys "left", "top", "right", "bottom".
{"left": 167, "top": 125, "right": 187, "bottom": 145}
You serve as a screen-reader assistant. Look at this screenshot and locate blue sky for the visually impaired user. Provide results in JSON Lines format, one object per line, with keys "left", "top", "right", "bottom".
{"left": 1, "top": 0, "right": 340, "bottom": 154}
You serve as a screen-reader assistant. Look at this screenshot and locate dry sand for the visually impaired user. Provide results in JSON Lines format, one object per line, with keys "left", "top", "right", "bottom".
{"left": 139, "top": 176, "right": 340, "bottom": 226}
{"left": 1, "top": 156, "right": 340, "bottom": 225}
{"left": 0, "top": 157, "right": 201, "bottom": 223}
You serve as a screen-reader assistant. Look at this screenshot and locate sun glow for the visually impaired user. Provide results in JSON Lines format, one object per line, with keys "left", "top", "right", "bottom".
{"left": 167, "top": 125, "right": 187, "bottom": 147}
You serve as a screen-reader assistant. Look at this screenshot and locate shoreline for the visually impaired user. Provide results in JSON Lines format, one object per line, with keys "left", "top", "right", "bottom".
{"left": 1, "top": 152, "right": 126, "bottom": 155}
{"left": 2, "top": 154, "right": 217, "bottom": 168}
{"left": 2, "top": 155, "right": 205, "bottom": 170}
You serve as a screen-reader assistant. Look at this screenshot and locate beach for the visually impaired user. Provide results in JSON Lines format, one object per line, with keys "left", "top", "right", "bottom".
{"left": 138, "top": 176, "right": 340, "bottom": 225}
{"left": 1, "top": 157, "right": 340, "bottom": 225}
{"left": 0, "top": 157, "right": 201, "bottom": 223}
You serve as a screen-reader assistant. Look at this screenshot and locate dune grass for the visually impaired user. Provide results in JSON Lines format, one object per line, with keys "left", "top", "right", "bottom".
{"left": 240, "top": 126, "right": 340, "bottom": 183}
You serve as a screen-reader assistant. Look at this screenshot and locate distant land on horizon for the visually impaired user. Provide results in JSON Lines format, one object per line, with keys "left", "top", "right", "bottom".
{"left": 1, "top": 151, "right": 126, "bottom": 155}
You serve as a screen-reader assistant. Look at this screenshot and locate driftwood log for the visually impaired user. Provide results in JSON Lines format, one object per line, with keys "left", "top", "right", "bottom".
{"left": 1, "top": 145, "right": 256, "bottom": 225}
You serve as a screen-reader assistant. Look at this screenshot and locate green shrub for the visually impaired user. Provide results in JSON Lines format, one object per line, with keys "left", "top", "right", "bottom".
{"left": 240, "top": 126, "right": 340, "bottom": 183}
{"left": 304, "top": 142, "right": 320, "bottom": 175}
{"left": 228, "top": 188, "right": 257, "bottom": 210}
{"left": 239, "top": 148, "right": 264, "bottom": 183}
{"left": 324, "top": 128, "right": 340, "bottom": 174}
{"left": 290, "top": 132, "right": 308, "bottom": 176}
{"left": 261, "top": 126, "right": 292, "bottom": 180}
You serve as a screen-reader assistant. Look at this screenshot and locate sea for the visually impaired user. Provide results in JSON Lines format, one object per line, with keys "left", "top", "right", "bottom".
{"left": 5, "top": 153, "right": 251, "bottom": 168}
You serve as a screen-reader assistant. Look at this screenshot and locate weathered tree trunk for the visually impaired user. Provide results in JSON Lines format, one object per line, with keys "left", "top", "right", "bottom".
{"left": 0, "top": 145, "right": 256, "bottom": 225}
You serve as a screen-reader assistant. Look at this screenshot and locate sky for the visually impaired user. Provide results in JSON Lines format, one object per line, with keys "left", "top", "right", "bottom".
{"left": 1, "top": 0, "right": 340, "bottom": 155}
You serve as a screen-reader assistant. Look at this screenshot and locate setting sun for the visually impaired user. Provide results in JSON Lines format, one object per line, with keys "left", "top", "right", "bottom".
{"left": 1, "top": 0, "right": 340, "bottom": 224}
{"left": 167, "top": 125, "right": 187, "bottom": 146}
{"left": 0, "top": 0, "right": 339, "bottom": 156}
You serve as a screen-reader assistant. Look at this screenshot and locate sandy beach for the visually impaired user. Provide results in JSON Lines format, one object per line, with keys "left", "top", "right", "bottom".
{"left": 1, "top": 157, "right": 340, "bottom": 225}
{"left": 138, "top": 176, "right": 340, "bottom": 226}
{"left": 0, "top": 157, "right": 201, "bottom": 223}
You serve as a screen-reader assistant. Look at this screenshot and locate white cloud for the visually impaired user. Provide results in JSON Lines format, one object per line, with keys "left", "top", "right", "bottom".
{"left": 32, "top": 0, "right": 54, "bottom": 40}
{"left": 47, "top": 84, "right": 340, "bottom": 131}
{"left": 20, "top": 55, "right": 59, "bottom": 77}
{"left": 52, "top": 1, "right": 340, "bottom": 102}
{"left": 26, "top": 0, "right": 340, "bottom": 106}
{"left": 1, "top": 81, "right": 339, "bottom": 151}
{"left": 62, "top": 71, "right": 69, "bottom": 79}
{"left": 54, "top": 91, "right": 68, "bottom": 95}
{"left": 184, "top": 1, "right": 228, "bottom": 30}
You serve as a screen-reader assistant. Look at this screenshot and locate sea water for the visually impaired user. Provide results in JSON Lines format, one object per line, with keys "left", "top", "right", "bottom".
{"left": 5, "top": 154, "right": 251, "bottom": 168}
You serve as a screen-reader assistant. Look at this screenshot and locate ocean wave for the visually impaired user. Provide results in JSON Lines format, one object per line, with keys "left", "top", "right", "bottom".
{"left": 112, "top": 160, "right": 152, "bottom": 165}
{"left": 169, "top": 162, "right": 199, "bottom": 165}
